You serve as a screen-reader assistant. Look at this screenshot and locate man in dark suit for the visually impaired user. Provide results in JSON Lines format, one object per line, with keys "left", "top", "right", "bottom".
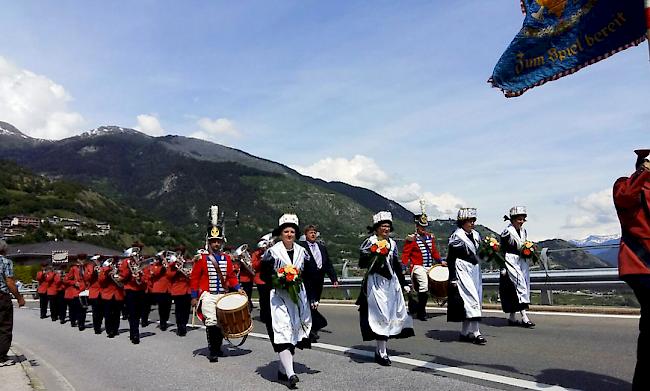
{"left": 298, "top": 225, "right": 339, "bottom": 342}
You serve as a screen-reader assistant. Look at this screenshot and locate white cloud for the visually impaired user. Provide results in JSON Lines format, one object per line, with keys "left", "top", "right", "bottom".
{"left": 0, "top": 56, "right": 84, "bottom": 139}
{"left": 134, "top": 113, "right": 165, "bottom": 136}
{"left": 563, "top": 189, "right": 620, "bottom": 237}
{"left": 294, "top": 155, "right": 465, "bottom": 218}
{"left": 190, "top": 117, "right": 241, "bottom": 144}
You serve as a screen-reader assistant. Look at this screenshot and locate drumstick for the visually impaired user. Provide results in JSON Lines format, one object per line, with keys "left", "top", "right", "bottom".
{"left": 192, "top": 306, "right": 196, "bottom": 328}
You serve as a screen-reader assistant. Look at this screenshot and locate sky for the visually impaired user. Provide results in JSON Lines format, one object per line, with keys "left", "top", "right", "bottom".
{"left": 1, "top": 1, "right": 648, "bottom": 241}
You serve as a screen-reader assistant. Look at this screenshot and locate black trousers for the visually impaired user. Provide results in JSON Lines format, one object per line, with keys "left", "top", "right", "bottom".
{"left": 0, "top": 293, "right": 13, "bottom": 358}
{"left": 39, "top": 294, "right": 49, "bottom": 318}
{"left": 154, "top": 293, "right": 172, "bottom": 326}
{"left": 172, "top": 294, "right": 191, "bottom": 332}
{"left": 66, "top": 298, "right": 82, "bottom": 327}
{"left": 48, "top": 294, "right": 58, "bottom": 320}
{"left": 141, "top": 293, "right": 153, "bottom": 324}
{"left": 103, "top": 298, "right": 122, "bottom": 336}
{"left": 56, "top": 292, "right": 67, "bottom": 323}
{"left": 257, "top": 283, "right": 271, "bottom": 323}
{"left": 241, "top": 281, "right": 254, "bottom": 309}
{"left": 89, "top": 297, "right": 104, "bottom": 333}
{"left": 625, "top": 275, "right": 650, "bottom": 391}
{"left": 125, "top": 290, "right": 145, "bottom": 339}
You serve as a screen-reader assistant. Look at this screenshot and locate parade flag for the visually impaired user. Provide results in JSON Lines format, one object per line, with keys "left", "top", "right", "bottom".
{"left": 489, "top": 0, "right": 647, "bottom": 97}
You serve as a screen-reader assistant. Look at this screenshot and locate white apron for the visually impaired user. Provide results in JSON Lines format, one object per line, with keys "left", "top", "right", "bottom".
{"left": 450, "top": 229, "right": 483, "bottom": 319}
{"left": 267, "top": 242, "right": 312, "bottom": 345}
{"left": 502, "top": 224, "right": 531, "bottom": 304}
{"left": 364, "top": 236, "right": 413, "bottom": 336}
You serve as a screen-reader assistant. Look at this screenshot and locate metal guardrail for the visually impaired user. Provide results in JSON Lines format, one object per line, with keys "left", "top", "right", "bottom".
{"left": 326, "top": 244, "right": 624, "bottom": 304}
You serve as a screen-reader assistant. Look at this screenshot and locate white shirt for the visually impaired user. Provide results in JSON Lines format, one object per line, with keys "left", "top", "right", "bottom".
{"left": 307, "top": 241, "right": 322, "bottom": 269}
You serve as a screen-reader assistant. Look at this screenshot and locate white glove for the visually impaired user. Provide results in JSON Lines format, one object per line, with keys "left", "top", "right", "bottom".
{"left": 450, "top": 280, "right": 458, "bottom": 288}
{"left": 500, "top": 268, "right": 508, "bottom": 276}
{"left": 403, "top": 286, "right": 411, "bottom": 294}
{"left": 311, "top": 301, "right": 319, "bottom": 309}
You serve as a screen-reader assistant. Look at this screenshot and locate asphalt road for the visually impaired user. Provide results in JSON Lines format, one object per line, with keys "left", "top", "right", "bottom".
{"left": 12, "top": 304, "right": 499, "bottom": 391}
{"left": 12, "top": 301, "right": 638, "bottom": 391}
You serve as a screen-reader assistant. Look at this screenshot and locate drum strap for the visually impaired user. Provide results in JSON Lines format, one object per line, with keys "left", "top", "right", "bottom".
{"left": 224, "top": 334, "right": 248, "bottom": 347}
{"left": 416, "top": 235, "right": 433, "bottom": 267}
{"left": 208, "top": 254, "right": 228, "bottom": 292}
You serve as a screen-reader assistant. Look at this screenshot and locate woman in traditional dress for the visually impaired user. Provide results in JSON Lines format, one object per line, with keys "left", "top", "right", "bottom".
{"left": 499, "top": 206, "right": 535, "bottom": 328}
{"left": 357, "top": 211, "right": 414, "bottom": 366}
{"left": 447, "top": 208, "right": 486, "bottom": 345}
{"left": 261, "top": 214, "right": 312, "bottom": 389}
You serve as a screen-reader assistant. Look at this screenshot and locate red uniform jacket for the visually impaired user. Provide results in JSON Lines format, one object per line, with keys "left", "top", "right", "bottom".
{"left": 64, "top": 265, "right": 86, "bottom": 299}
{"left": 167, "top": 262, "right": 191, "bottom": 296}
{"left": 401, "top": 233, "right": 442, "bottom": 272}
{"left": 99, "top": 266, "right": 125, "bottom": 301}
{"left": 37, "top": 270, "right": 49, "bottom": 294}
{"left": 238, "top": 257, "right": 255, "bottom": 284}
{"left": 83, "top": 263, "right": 101, "bottom": 300}
{"left": 189, "top": 253, "right": 239, "bottom": 299}
{"left": 54, "top": 272, "right": 66, "bottom": 293}
{"left": 150, "top": 263, "right": 171, "bottom": 294}
{"left": 251, "top": 249, "right": 266, "bottom": 285}
{"left": 614, "top": 169, "right": 650, "bottom": 276}
{"left": 46, "top": 271, "right": 58, "bottom": 296}
{"left": 118, "top": 259, "right": 146, "bottom": 291}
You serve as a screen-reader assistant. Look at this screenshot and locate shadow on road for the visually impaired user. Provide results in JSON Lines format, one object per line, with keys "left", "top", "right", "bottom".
{"left": 255, "top": 360, "right": 320, "bottom": 386}
{"left": 346, "top": 344, "right": 411, "bottom": 364}
{"left": 536, "top": 368, "right": 631, "bottom": 391}
{"left": 424, "top": 329, "right": 464, "bottom": 343}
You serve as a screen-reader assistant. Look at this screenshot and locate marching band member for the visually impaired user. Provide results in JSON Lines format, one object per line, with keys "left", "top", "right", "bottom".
{"left": 238, "top": 250, "right": 255, "bottom": 312}
{"left": 36, "top": 262, "right": 50, "bottom": 319}
{"left": 357, "top": 211, "right": 414, "bottom": 366}
{"left": 99, "top": 258, "right": 124, "bottom": 338}
{"left": 447, "top": 208, "right": 486, "bottom": 345}
{"left": 499, "top": 206, "right": 535, "bottom": 328}
{"left": 167, "top": 248, "right": 191, "bottom": 337}
{"left": 150, "top": 254, "right": 172, "bottom": 331}
{"left": 140, "top": 261, "right": 153, "bottom": 328}
{"left": 252, "top": 233, "right": 272, "bottom": 324}
{"left": 190, "top": 206, "right": 241, "bottom": 362}
{"left": 84, "top": 255, "right": 104, "bottom": 334}
{"left": 45, "top": 266, "right": 59, "bottom": 322}
{"left": 401, "top": 209, "right": 444, "bottom": 321}
{"left": 299, "top": 224, "right": 339, "bottom": 342}
{"left": 64, "top": 254, "right": 87, "bottom": 330}
{"left": 118, "top": 245, "right": 147, "bottom": 344}
{"left": 54, "top": 264, "right": 67, "bottom": 324}
{"left": 614, "top": 149, "right": 650, "bottom": 390}
{"left": 260, "top": 214, "right": 312, "bottom": 388}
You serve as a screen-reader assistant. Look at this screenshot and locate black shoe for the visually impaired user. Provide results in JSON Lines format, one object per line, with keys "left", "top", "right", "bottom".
{"left": 177, "top": 329, "right": 187, "bottom": 337}
{"left": 71, "top": 322, "right": 77, "bottom": 327}
{"left": 141, "top": 320, "right": 149, "bottom": 327}
{"left": 288, "top": 375, "right": 299, "bottom": 389}
{"left": 277, "top": 371, "right": 289, "bottom": 381}
{"left": 208, "top": 354, "right": 218, "bottom": 363}
{"left": 94, "top": 329, "right": 102, "bottom": 335}
{"left": 473, "top": 335, "right": 487, "bottom": 345}
{"left": 51, "top": 318, "right": 58, "bottom": 322}
{"left": 107, "top": 333, "right": 116, "bottom": 338}
{"left": 417, "top": 314, "right": 428, "bottom": 321}
{"left": 40, "top": 316, "right": 47, "bottom": 319}
{"left": 309, "top": 332, "right": 319, "bottom": 342}
{"left": 374, "top": 352, "right": 391, "bottom": 366}
{"left": 130, "top": 337, "right": 140, "bottom": 344}
{"left": 78, "top": 326, "right": 85, "bottom": 331}
{"left": 507, "top": 319, "right": 522, "bottom": 327}
{"left": 522, "top": 321, "right": 535, "bottom": 328}
{"left": 160, "top": 323, "right": 168, "bottom": 331}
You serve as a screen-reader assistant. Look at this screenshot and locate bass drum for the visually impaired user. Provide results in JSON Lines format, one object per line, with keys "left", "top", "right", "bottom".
{"left": 427, "top": 265, "right": 449, "bottom": 299}
{"left": 216, "top": 292, "right": 253, "bottom": 339}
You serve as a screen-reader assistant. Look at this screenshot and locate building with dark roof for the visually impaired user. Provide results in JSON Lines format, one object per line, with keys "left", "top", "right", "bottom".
{"left": 7, "top": 240, "right": 121, "bottom": 265}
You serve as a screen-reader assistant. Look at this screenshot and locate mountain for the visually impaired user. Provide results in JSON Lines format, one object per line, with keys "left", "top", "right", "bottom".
{"left": 0, "top": 121, "right": 51, "bottom": 149}
{"left": 538, "top": 239, "right": 611, "bottom": 269}
{"left": 0, "top": 159, "right": 194, "bottom": 252}
{"left": 0, "top": 123, "right": 419, "bottom": 259}
{"left": 570, "top": 234, "right": 620, "bottom": 267}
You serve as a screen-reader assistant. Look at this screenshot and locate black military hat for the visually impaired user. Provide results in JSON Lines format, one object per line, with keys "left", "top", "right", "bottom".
{"left": 414, "top": 213, "right": 429, "bottom": 227}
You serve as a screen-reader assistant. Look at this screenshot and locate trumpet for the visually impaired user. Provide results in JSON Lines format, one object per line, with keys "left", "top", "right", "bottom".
{"left": 233, "top": 244, "right": 255, "bottom": 276}
{"left": 103, "top": 258, "right": 123, "bottom": 287}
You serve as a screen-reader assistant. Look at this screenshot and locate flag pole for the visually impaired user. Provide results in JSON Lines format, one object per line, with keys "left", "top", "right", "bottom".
{"left": 646, "top": 0, "right": 650, "bottom": 61}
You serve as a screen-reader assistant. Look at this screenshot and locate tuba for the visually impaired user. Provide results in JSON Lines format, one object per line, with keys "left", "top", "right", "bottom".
{"left": 233, "top": 244, "right": 255, "bottom": 276}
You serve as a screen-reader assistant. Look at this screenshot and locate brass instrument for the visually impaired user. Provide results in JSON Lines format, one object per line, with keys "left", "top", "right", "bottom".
{"left": 233, "top": 244, "right": 255, "bottom": 276}
{"left": 101, "top": 258, "right": 123, "bottom": 287}
{"left": 129, "top": 257, "right": 155, "bottom": 285}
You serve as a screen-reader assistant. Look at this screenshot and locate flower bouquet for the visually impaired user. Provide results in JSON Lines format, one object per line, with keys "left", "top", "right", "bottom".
{"left": 478, "top": 236, "right": 506, "bottom": 268}
{"left": 367, "top": 239, "right": 392, "bottom": 279}
{"left": 271, "top": 264, "right": 303, "bottom": 305}
{"left": 520, "top": 240, "right": 541, "bottom": 264}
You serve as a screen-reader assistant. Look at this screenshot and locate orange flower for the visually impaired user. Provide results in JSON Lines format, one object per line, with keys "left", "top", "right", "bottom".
{"left": 523, "top": 249, "right": 531, "bottom": 256}
{"left": 286, "top": 273, "right": 295, "bottom": 282}
{"left": 370, "top": 244, "right": 378, "bottom": 253}
{"left": 278, "top": 267, "right": 285, "bottom": 274}
{"left": 380, "top": 247, "right": 389, "bottom": 255}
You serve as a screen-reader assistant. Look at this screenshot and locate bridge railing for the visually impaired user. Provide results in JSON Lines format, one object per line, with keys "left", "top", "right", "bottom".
{"left": 327, "top": 244, "right": 624, "bottom": 304}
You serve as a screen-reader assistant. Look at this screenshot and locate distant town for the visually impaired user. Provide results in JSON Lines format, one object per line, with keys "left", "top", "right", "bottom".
{"left": 1, "top": 215, "right": 111, "bottom": 240}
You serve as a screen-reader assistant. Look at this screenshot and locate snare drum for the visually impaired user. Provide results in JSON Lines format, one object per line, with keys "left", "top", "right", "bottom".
{"left": 427, "top": 265, "right": 449, "bottom": 298}
{"left": 215, "top": 292, "right": 253, "bottom": 339}
{"left": 79, "top": 289, "right": 90, "bottom": 309}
